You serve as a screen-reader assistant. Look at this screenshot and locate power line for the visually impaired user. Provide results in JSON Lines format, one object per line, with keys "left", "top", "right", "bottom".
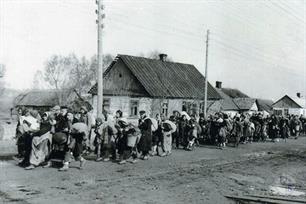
{"left": 211, "top": 33, "right": 303, "bottom": 66}
{"left": 109, "top": 9, "right": 303, "bottom": 68}
{"left": 210, "top": 38, "right": 303, "bottom": 77}
{"left": 267, "top": 0, "right": 304, "bottom": 23}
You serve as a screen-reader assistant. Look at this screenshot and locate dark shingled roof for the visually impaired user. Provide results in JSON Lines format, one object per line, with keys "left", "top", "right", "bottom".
{"left": 256, "top": 98, "right": 274, "bottom": 112}
{"left": 221, "top": 88, "right": 249, "bottom": 98}
{"left": 233, "top": 98, "right": 257, "bottom": 110}
{"left": 89, "top": 55, "right": 221, "bottom": 100}
{"left": 215, "top": 89, "right": 239, "bottom": 111}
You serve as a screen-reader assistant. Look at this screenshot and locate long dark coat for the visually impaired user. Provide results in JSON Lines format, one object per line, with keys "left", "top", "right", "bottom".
{"left": 138, "top": 117, "right": 152, "bottom": 153}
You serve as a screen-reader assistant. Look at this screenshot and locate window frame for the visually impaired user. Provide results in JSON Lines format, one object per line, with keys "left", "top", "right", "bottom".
{"left": 130, "top": 100, "right": 139, "bottom": 117}
{"left": 161, "top": 101, "right": 169, "bottom": 117}
{"left": 102, "top": 98, "right": 111, "bottom": 112}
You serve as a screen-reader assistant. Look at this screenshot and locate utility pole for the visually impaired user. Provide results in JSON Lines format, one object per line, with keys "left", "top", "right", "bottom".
{"left": 96, "top": 0, "right": 105, "bottom": 118}
{"left": 203, "top": 29, "right": 209, "bottom": 118}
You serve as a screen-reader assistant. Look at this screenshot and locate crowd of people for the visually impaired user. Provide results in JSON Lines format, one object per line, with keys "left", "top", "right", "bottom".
{"left": 13, "top": 105, "right": 306, "bottom": 171}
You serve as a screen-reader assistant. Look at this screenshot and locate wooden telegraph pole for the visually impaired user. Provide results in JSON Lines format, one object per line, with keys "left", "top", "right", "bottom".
{"left": 203, "top": 29, "right": 210, "bottom": 118}
{"left": 96, "top": 0, "right": 105, "bottom": 118}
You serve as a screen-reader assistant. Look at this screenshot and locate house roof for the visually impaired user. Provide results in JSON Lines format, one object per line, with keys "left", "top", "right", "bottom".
{"left": 215, "top": 88, "right": 239, "bottom": 111}
{"left": 14, "top": 90, "right": 71, "bottom": 107}
{"left": 272, "top": 95, "right": 303, "bottom": 109}
{"left": 89, "top": 55, "right": 221, "bottom": 100}
{"left": 256, "top": 98, "right": 274, "bottom": 112}
{"left": 293, "top": 98, "right": 306, "bottom": 108}
{"left": 233, "top": 98, "right": 257, "bottom": 110}
{"left": 221, "top": 88, "right": 249, "bottom": 98}
{"left": 15, "top": 89, "right": 93, "bottom": 111}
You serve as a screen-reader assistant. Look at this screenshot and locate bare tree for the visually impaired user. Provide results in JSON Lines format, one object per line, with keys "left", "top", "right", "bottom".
{"left": 0, "top": 64, "right": 6, "bottom": 96}
{"left": 40, "top": 53, "right": 114, "bottom": 103}
{"left": 32, "top": 70, "right": 45, "bottom": 89}
{"left": 44, "top": 55, "right": 74, "bottom": 90}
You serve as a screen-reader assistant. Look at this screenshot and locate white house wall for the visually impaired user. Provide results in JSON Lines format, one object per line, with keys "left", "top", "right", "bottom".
{"left": 222, "top": 111, "right": 238, "bottom": 118}
{"left": 91, "top": 95, "right": 220, "bottom": 121}
{"left": 250, "top": 102, "right": 259, "bottom": 111}
{"left": 92, "top": 95, "right": 152, "bottom": 118}
{"left": 288, "top": 108, "right": 304, "bottom": 116}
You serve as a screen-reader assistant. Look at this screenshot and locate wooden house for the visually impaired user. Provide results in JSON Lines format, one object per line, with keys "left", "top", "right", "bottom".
{"left": 14, "top": 89, "right": 92, "bottom": 114}
{"left": 214, "top": 81, "right": 240, "bottom": 117}
{"left": 272, "top": 95, "right": 306, "bottom": 116}
{"left": 89, "top": 54, "right": 221, "bottom": 119}
{"left": 256, "top": 98, "right": 274, "bottom": 116}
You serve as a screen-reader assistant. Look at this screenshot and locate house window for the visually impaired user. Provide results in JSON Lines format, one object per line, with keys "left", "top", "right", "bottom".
{"left": 191, "top": 103, "right": 198, "bottom": 116}
{"left": 273, "top": 109, "right": 282, "bottom": 116}
{"left": 130, "top": 100, "right": 139, "bottom": 116}
{"left": 103, "top": 98, "right": 110, "bottom": 112}
{"left": 162, "top": 102, "right": 168, "bottom": 117}
{"left": 182, "top": 101, "right": 189, "bottom": 112}
{"left": 182, "top": 101, "right": 197, "bottom": 116}
{"left": 284, "top": 109, "right": 289, "bottom": 116}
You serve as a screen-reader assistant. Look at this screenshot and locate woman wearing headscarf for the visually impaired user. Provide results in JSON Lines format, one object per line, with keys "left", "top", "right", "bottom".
{"left": 138, "top": 110, "right": 152, "bottom": 160}
{"left": 94, "top": 117, "right": 117, "bottom": 162}
{"left": 116, "top": 118, "right": 140, "bottom": 164}
{"left": 186, "top": 115, "right": 199, "bottom": 151}
{"left": 17, "top": 109, "right": 40, "bottom": 167}
{"left": 292, "top": 115, "right": 302, "bottom": 140}
{"left": 15, "top": 107, "right": 25, "bottom": 158}
{"left": 279, "top": 116, "right": 290, "bottom": 140}
{"left": 161, "top": 115, "right": 177, "bottom": 155}
{"left": 58, "top": 121, "right": 88, "bottom": 171}
{"left": 178, "top": 114, "right": 189, "bottom": 149}
{"left": 231, "top": 116, "right": 243, "bottom": 147}
{"left": 151, "top": 113, "right": 163, "bottom": 156}
{"left": 268, "top": 115, "right": 279, "bottom": 142}
{"left": 25, "top": 112, "right": 53, "bottom": 170}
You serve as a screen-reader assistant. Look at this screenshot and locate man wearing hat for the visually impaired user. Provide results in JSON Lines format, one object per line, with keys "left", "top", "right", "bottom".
{"left": 138, "top": 110, "right": 152, "bottom": 160}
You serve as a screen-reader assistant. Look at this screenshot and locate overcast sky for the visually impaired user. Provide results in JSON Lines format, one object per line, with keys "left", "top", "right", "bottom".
{"left": 0, "top": 0, "right": 305, "bottom": 100}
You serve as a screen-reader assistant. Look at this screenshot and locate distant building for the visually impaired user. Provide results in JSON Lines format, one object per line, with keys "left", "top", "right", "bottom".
{"left": 89, "top": 54, "right": 221, "bottom": 119}
{"left": 233, "top": 98, "right": 259, "bottom": 115}
{"left": 14, "top": 89, "right": 91, "bottom": 113}
{"left": 272, "top": 95, "right": 306, "bottom": 116}
{"left": 214, "top": 81, "right": 240, "bottom": 117}
{"left": 256, "top": 98, "right": 274, "bottom": 116}
{"left": 213, "top": 81, "right": 268, "bottom": 116}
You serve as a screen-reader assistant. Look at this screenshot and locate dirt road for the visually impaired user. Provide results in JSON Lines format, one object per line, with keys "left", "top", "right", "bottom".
{"left": 1, "top": 138, "right": 306, "bottom": 204}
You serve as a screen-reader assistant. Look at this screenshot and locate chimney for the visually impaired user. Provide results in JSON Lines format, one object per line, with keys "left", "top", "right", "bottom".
{"left": 159, "top": 53, "right": 167, "bottom": 62}
{"left": 216, "top": 81, "right": 222, "bottom": 89}
{"left": 297, "top": 92, "right": 301, "bottom": 98}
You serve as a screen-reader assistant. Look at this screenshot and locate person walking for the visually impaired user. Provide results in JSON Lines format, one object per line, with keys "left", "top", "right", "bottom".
{"left": 138, "top": 111, "right": 152, "bottom": 160}
{"left": 94, "top": 117, "right": 117, "bottom": 162}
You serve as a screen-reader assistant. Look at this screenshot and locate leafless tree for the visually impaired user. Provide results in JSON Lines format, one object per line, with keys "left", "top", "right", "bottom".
{"left": 32, "top": 70, "right": 45, "bottom": 89}
{"left": 0, "top": 64, "right": 6, "bottom": 96}
{"left": 39, "top": 53, "right": 114, "bottom": 104}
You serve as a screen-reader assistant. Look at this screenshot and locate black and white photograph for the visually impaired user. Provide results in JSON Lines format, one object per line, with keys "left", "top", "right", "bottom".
{"left": 0, "top": 0, "right": 305, "bottom": 203}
